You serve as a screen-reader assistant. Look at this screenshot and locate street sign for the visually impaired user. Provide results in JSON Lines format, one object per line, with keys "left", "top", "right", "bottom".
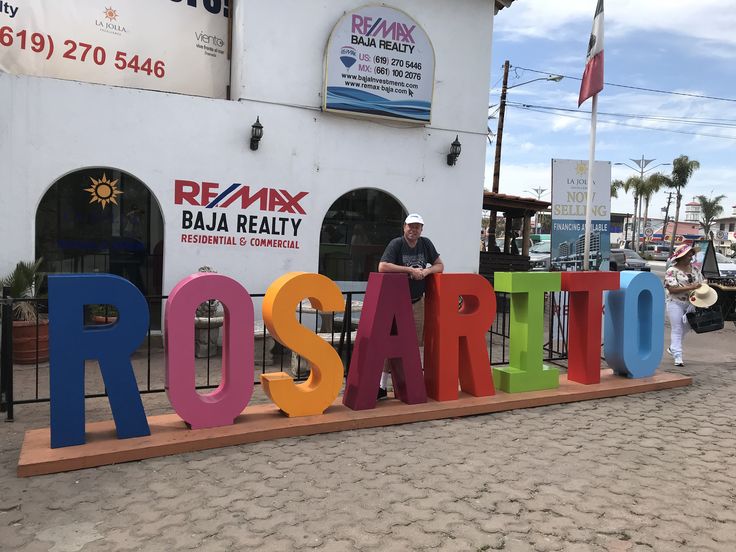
{"left": 716, "top": 230, "right": 728, "bottom": 240}
{"left": 644, "top": 227, "right": 654, "bottom": 238}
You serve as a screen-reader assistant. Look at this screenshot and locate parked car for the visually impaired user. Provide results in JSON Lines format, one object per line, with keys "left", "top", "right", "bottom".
{"left": 693, "top": 251, "right": 736, "bottom": 277}
{"left": 715, "top": 253, "right": 736, "bottom": 277}
{"left": 529, "top": 241, "right": 551, "bottom": 271}
{"left": 641, "top": 243, "right": 671, "bottom": 261}
{"left": 609, "top": 248, "right": 651, "bottom": 271}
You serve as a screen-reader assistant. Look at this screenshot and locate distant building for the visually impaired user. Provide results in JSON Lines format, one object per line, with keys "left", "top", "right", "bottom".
{"left": 651, "top": 221, "right": 703, "bottom": 245}
{"left": 610, "top": 212, "right": 631, "bottom": 247}
{"left": 574, "top": 232, "right": 601, "bottom": 256}
{"left": 714, "top": 207, "right": 736, "bottom": 253}
{"left": 685, "top": 197, "right": 702, "bottom": 222}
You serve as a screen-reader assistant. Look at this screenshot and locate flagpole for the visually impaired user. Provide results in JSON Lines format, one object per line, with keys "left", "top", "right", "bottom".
{"left": 582, "top": 93, "right": 598, "bottom": 271}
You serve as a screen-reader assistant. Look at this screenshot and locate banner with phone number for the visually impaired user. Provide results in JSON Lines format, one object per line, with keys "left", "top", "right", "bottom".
{"left": 323, "top": 5, "right": 435, "bottom": 123}
{"left": 0, "top": 1, "right": 230, "bottom": 98}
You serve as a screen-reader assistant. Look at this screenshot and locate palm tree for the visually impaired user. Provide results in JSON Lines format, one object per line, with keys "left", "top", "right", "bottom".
{"left": 697, "top": 194, "right": 726, "bottom": 239}
{"left": 640, "top": 173, "right": 669, "bottom": 235}
{"left": 615, "top": 175, "right": 645, "bottom": 249}
{"left": 611, "top": 180, "right": 622, "bottom": 199}
{"left": 667, "top": 155, "right": 701, "bottom": 251}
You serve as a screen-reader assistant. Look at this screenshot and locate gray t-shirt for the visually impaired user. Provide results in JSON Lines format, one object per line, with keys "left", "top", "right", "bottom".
{"left": 380, "top": 236, "right": 440, "bottom": 301}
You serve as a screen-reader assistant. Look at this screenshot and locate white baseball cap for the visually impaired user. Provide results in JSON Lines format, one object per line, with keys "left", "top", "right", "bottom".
{"left": 405, "top": 213, "right": 424, "bottom": 225}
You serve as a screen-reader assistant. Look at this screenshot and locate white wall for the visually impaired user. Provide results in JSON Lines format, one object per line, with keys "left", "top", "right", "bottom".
{"left": 232, "top": 0, "right": 493, "bottom": 132}
{"left": 0, "top": 0, "right": 494, "bottom": 299}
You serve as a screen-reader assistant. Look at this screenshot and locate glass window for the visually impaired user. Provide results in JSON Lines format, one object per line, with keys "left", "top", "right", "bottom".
{"left": 319, "top": 189, "right": 405, "bottom": 282}
{"left": 36, "top": 168, "right": 164, "bottom": 328}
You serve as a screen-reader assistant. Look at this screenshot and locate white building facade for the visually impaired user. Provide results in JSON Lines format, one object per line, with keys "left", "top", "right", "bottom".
{"left": 1, "top": 1, "right": 501, "bottom": 314}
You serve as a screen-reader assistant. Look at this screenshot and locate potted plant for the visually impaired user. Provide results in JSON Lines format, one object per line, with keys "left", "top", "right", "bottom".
{"left": 89, "top": 304, "right": 119, "bottom": 324}
{"left": 1, "top": 259, "right": 49, "bottom": 364}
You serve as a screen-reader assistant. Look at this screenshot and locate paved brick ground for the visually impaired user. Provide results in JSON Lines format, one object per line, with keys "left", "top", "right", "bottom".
{"left": 1, "top": 322, "right": 735, "bottom": 551}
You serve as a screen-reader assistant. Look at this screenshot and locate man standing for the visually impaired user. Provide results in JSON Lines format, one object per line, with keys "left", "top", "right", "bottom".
{"left": 377, "top": 213, "right": 444, "bottom": 398}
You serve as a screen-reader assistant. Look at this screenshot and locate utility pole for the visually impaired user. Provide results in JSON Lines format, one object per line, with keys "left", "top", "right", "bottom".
{"left": 661, "top": 191, "right": 675, "bottom": 244}
{"left": 488, "top": 60, "right": 510, "bottom": 241}
{"left": 485, "top": 63, "right": 562, "bottom": 249}
{"left": 491, "top": 60, "right": 510, "bottom": 196}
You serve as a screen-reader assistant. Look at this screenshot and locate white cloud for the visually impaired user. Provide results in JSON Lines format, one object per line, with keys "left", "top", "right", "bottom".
{"left": 519, "top": 141, "right": 536, "bottom": 152}
{"left": 496, "top": 0, "right": 736, "bottom": 54}
{"left": 484, "top": 162, "right": 552, "bottom": 197}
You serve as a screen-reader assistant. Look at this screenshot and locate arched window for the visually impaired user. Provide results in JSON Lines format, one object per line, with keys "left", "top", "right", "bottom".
{"left": 36, "top": 168, "right": 164, "bottom": 325}
{"left": 319, "top": 189, "right": 405, "bottom": 282}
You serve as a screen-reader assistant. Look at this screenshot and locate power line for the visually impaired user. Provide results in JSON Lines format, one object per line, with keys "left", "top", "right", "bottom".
{"left": 510, "top": 65, "right": 736, "bottom": 103}
{"left": 508, "top": 104, "right": 736, "bottom": 141}
{"left": 506, "top": 101, "right": 736, "bottom": 129}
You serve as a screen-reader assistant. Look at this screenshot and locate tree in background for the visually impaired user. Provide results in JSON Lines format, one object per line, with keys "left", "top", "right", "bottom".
{"left": 611, "top": 180, "right": 622, "bottom": 199}
{"left": 612, "top": 176, "right": 645, "bottom": 249}
{"left": 640, "top": 173, "right": 669, "bottom": 235}
{"left": 697, "top": 194, "right": 726, "bottom": 239}
{"left": 667, "top": 155, "right": 701, "bottom": 251}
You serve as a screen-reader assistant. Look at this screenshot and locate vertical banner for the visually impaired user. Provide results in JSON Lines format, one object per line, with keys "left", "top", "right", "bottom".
{"left": 0, "top": 1, "right": 230, "bottom": 98}
{"left": 550, "top": 159, "right": 611, "bottom": 271}
{"left": 323, "top": 6, "right": 435, "bottom": 123}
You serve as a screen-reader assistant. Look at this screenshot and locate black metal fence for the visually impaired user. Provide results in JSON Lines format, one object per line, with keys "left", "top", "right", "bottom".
{"left": 0, "top": 286, "right": 569, "bottom": 421}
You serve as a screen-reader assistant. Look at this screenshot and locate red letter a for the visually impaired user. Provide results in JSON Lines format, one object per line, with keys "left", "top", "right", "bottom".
{"left": 342, "top": 273, "right": 427, "bottom": 410}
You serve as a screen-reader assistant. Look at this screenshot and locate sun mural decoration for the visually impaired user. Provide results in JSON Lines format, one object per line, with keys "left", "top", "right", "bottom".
{"left": 85, "top": 173, "right": 123, "bottom": 209}
{"left": 103, "top": 7, "right": 119, "bottom": 22}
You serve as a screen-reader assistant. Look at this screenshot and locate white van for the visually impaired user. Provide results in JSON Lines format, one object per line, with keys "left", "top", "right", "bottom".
{"left": 641, "top": 243, "right": 671, "bottom": 261}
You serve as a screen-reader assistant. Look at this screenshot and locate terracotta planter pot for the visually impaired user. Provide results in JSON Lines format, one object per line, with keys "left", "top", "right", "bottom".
{"left": 12, "top": 320, "right": 49, "bottom": 364}
{"left": 91, "top": 315, "right": 118, "bottom": 325}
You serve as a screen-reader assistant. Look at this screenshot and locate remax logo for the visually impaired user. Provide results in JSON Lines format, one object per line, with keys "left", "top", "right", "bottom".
{"left": 351, "top": 15, "right": 416, "bottom": 44}
{"left": 174, "top": 180, "right": 308, "bottom": 214}
{"left": 340, "top": 45, "right": 357, "bottom": 69}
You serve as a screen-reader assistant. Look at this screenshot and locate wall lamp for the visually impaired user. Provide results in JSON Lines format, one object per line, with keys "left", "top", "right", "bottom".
{"left": 250, "top": 117, "right": 263, "bottom": 150}
{"left": 446, "top": 135, "right": 461, "bottom": 166}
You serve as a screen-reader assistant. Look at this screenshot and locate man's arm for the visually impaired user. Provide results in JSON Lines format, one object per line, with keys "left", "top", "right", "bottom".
{"left": 378, "top": 261, "right": 413, "bottom": 274}
{"left": 421, "top": 256, "right": 444, "bottom": 278}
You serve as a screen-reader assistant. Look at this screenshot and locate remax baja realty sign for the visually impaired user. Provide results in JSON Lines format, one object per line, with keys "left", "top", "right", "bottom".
{"left": 46, "top": 269, "right": 665, "bottom": 452}
{"left": 174, "top": 179, "right": 308, "bottom": 250}
{"left": 323, "top": 5, "right": 435, "bottom": 123}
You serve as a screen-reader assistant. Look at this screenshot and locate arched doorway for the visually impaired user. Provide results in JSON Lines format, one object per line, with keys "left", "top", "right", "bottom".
{"left": 35, "top": 168, "right": 164, "bottom": 327}
{"left": 319, "top": 189, "right": 406, "bottom": 283}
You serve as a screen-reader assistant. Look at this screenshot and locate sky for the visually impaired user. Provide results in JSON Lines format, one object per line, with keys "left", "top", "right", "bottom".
{"left": 488, "top": 0, "right": 736, "bottom": 223}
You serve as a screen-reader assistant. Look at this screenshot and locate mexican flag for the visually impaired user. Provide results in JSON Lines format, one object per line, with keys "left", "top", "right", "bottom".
{"left": 578, "top": 0, "right": 604, "bottom": 107}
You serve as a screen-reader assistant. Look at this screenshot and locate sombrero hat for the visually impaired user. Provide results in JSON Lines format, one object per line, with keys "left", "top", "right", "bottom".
{"left": 671, "top": 243, "right": 693, "bottom": 261}
{"left": 689, "top": 284, "right": 718, "bottom": 308}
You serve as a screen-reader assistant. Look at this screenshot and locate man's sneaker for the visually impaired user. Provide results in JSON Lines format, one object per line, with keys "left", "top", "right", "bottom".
{"left": 673, "top": 354, "right": 684, "bottom": 367}
{"left": 666, "top": 347, "right": 674, "bottom": 357}
{"left": 377, "top": 387, "right": 388, "bottom": 400}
